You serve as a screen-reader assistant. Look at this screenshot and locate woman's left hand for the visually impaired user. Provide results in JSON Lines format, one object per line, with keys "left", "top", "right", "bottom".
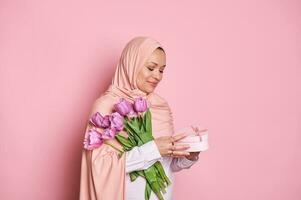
{"left": 185, "top": 151, "right": 200, "bottom": 161}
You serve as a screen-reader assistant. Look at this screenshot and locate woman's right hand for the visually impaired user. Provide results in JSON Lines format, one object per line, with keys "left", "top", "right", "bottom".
{"left": 154, "top": 133, "right": 191, "bottom": 158}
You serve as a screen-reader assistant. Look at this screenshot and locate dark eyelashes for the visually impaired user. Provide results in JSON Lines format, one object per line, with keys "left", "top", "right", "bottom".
{"left": 147, "top": 67, "right": 154, "bottom": 71}
{"left": 147, "top": 66, "right": 164, "bottom": 73}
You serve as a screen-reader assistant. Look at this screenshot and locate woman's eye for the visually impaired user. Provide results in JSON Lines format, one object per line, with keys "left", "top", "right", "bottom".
{"left": 147, "top": 66, "right": 164, "bottom": 73}
{"left": 147, "top": 67, "right": 154, "bottom": 71}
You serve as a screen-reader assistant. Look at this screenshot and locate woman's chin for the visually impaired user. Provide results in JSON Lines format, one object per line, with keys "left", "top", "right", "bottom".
{"left": 143, "top": 87, "right": 155, "bottom": 94}
{"left": 138, "top": 85, "right": 156, "bottom": 94}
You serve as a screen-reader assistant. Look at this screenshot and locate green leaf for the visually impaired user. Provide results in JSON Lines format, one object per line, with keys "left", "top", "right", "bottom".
{"left": 124, "top": 122, "right": 139, "bottom": 136}
{"left": 115, "top": 134, "right": 133, "bottom": 149}
{"left": 137, "top": 170, "right": 145, "bottom": 177}
{"left": 130, "top": 170, "right": 146, "bottom": 182}
{"left": 145, "top": 182, "right": 151, "bottom": 200}
{"left": 130, "top": 171, "right": 139, "bottom": 181}
{"left": 127, "top": 120, "right": 141, "bottom": 134}
{"left": 156, "top": 175, "right": 166, "bottom": 193}
{"left": 124, "top": 123, "right": 136, "bottom": 137}
{"left": 139, "top": 115, "right": 144, "bottom": 132}
{"left": 125, "top": 127, "right": 143, "bottom": 145}
{"left": 144, "top": 166, "right": 164, "bottom": 200}
{"left": 145, "top": 109, "right": 152, "bottom": 134}
{"left": 155, "top": 162, "right": 171, "bottom": 186}
{"left": 139, "top": 132, "right": 154, "bottom": 144}
{"left": 131, "top": 117, "right": 138, "bottom": 129}
{"left": 127, "top": 134, "right": 137, "bottom": 146}
{"left": 124, "top": 123, "right": 143, "bottom": 144}
{"left": 143, "top": 111, "right": 147, "bottom": 131}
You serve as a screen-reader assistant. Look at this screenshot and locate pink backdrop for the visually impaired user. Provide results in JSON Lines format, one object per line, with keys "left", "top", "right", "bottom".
{"left": 1, "top": 0, "right": 300, "bottom": 199}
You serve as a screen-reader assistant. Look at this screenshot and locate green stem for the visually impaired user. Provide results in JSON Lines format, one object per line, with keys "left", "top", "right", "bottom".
{"left": 105, "top": 142, "right": 124, "bottom": 154}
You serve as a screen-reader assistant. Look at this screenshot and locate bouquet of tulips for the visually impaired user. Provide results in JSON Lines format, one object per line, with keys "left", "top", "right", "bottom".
{"left": 83, "top": 97, "right": 171, "bottom": 200}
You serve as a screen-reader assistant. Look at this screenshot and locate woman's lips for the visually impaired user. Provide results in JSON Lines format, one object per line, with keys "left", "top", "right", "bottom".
{"left": 147, "top": 81, "right": 158, "bottom": 87}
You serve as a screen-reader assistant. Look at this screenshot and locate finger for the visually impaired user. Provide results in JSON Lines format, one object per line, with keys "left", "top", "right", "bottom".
{"left": 171, "top": 144, "right": 190, "bottom": 151}
{"left": 172, "top": 154, "right": 189, "bottom": 158}
{"left": 166, "top": 150, "right": 173, "bottom": 157}
{"left": 171, "top": 150, "right": 190, "bottom": 156}
{"left": 157, "top": 135, "right": 171, "bottom": 140}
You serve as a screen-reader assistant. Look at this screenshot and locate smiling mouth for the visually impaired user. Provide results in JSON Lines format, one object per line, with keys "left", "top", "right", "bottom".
{"left": 147, "top": 81, "right": 158, "bottom": 87}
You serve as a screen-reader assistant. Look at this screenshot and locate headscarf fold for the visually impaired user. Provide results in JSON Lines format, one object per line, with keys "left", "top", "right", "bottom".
{"left": 79, "top": 36, "right": 174, "bottom": 200}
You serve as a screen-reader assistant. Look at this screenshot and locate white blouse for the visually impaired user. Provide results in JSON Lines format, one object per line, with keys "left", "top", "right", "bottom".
{"left": 125, "top": 140, "right": 198, "bottom": 200}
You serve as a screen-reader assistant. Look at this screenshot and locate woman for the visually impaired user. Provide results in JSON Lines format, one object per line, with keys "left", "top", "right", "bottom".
{"left": 79, "top": 36, "right": 200, "bottom": 200}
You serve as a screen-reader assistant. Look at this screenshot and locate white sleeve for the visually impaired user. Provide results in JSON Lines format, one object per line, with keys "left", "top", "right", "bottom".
{"left": 125, "top": 140, "right": 162, "bottom": 173}
{"left": 170, "top": 156, "right": 199, "bottom": 172}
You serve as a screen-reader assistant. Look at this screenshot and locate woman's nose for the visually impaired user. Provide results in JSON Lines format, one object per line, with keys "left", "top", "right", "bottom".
{"left": 152, "top": 70, "right": 161, "bottom": 80}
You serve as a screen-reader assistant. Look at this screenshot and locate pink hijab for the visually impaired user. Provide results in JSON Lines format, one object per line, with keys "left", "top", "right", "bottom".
{"left": 79, "top": 36, "right": 175, "bottom": 200}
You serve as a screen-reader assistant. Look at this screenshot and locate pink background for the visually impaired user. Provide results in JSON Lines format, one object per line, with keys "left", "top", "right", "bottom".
{"left": 0, "top": 0, "right": 300, "bottom": 199}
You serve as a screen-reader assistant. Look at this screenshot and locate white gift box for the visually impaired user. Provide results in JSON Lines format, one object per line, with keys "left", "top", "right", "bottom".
{"left": 175, "top": 126, "right": 209, "bottom": 152}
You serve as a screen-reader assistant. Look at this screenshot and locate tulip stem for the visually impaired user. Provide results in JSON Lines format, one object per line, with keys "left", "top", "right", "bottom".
{"left": 105, "top": 142, "right": 124, "bottom": 154}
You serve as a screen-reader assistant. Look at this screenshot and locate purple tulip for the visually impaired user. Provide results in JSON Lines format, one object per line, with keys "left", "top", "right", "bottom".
{"left": 83, "top": 128, "right": 103, "bottom": 150}
{"left": 102, "top": 128, "right": 117, "bottom": 140}
{"left": 109, "top": 112, "right": 124, "bottom": 131}
{"left": 133, "top": 97, "right": 148, "bottom": 113}
{"left": 89, "top": 112, "right": 110, "bottom": 128}
{"left": 114, "top": 98, "right": 133, "bottom": 116}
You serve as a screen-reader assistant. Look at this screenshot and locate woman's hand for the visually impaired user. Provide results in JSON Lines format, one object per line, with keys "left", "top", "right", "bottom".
{"left": 154, "top": 133, "right": 191, "bottom": 158}
{"left": 185, "top": 152, "right": 200, "bottom": 161}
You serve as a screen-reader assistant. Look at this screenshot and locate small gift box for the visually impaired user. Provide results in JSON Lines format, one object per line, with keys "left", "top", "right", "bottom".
{"left": 176, "top": 125, "right": 209, "bottom": 152}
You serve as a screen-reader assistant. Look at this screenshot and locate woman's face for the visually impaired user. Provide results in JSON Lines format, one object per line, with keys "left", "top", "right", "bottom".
{"left": 136, "top": 48, "right": 166, "bottom": 94}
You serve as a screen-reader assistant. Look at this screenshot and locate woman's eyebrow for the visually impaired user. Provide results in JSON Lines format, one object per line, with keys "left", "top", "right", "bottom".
{"left": 149, "top": 61, "right": 166, "bottom": 68}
